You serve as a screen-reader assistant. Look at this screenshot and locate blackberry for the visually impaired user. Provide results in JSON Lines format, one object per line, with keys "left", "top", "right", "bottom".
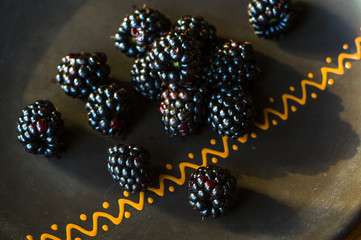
{"left": 208, "top": 85, "right": 255, "bottom": 139}
{"left": 107, "top": 144, "right": 152, "bottom": 194}
{"left": 149, "top": 31, "right": 202, "bottom": 88}
{"left": 187, "top": 165, "right": 237, "bottom": 218}
{"left": 174, "top": 15, "right": 217, "bottom": 51}
{"left": 56, "top": 52, "right": 110, "bottom": 99}
{"left": 159, "top": 84, "right": 207, "bottom": 137}
{"left": 205, "top": 41, "right": 259, "bottom": 90}
{"left": 114, "top": 6, "right": 171, "bottom": 58}
{"left": 17, "top": 100, "right": 64, "bottom": 157}
{"left": 248, "top": 0, "right": 295, "bottom": 39}
{"left": 131, "top": 55, "right": 166, "bottom": 100}
{"left": 86, "top": 84, "right": 131, "bottom": 136}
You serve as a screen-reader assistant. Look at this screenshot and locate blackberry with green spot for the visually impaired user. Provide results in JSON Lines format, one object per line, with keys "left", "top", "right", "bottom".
{"left": 248, "top": 0, "right": 295, "bottom": 39}
{"left": 208, "top": 85, "right": 255, "bottom": 139}
{"left": 86, "top": 84, "right": 131, "bottom": 136}
{"left": 187, "top": 165, "right": 237, "bottom": 218}
{"left": 17, "top": 100, "right": 64, "bottom": 157}
{"left": 159, "top": 84, "right": 207, "bottom": 137}
{"left": 149, "top": 31, "right": 202, "bottom": 88}
{"left": 107, "top": 144, "right": 152, "bottom": 194}
{"left": 56, "top": 52, "right": 110, "bottom": 99}
{"left": 114, "top": 6, "right": 171, "bottom": 58}
{"left": 205, "top": 41, "right": 259, "bottom": 90}
{"left": 131, "top": 55, "right": 166, "bottom": 100}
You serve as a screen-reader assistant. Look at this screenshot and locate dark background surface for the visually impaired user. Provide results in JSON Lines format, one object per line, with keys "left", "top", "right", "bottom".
{"left": 1, "top": 0, "right": 361, "bottom": 239}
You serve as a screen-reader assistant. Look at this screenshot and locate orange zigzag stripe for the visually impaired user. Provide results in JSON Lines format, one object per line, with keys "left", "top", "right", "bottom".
{"left": 148, "top": 136, "right": 230, "bottom": 196}
{"left": 29, "top": 36, "right": 361, "bottom": 240}
{"left": 254, "top": 36, "right": 361, "bottom": 130}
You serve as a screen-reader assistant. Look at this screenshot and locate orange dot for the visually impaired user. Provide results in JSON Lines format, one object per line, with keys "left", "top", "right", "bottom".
{"left": 26, "top": 236, "right": 33, "bottom": 240}
{"left": 210, "top": 139, "right": 216, "bottom": 145}
{"left": 169, "top": 186, "right": 175, "bottom": 192}
{"left": 311, "top": 93, "right": 317, "bottom": 99}
{"left": 308, "top": 73, "right": 314, "bottom": 79}
{"left": 232, "top": 145, "right": 238, "bottom": 151}
{"left": 148, "top": 197, "right": 154, "bottom": 204}
{"left": 345, "top": 62, "right": 352, "bottom": 69}
{"left": 269, "top": 97, "right": 274, "bottom": 103}
{"left": 326, "top": 57, "right": 332, "bottom": 63}
{"left": 343, "top": 44, "right": 349, "bottom": 50}
{"left": 272, "top": 119, "right": 278, "bottom": 126}
{"left": 328, "top": 79, "right": 334, "bottom": 85}
{"left": 51, "top": 224, "right": 58, "bottom": 231}
{"left": 75, "top": 238, "right": 82, "bottom": 240}
{"left": 123, "top": 191, "right": 129, "bottom": 197}
{"left": 102, "top": 225, "right": 109, "bottom": 231}
{"left": 166, "top": 163, "right": 172, "bottom": 170}
{"left": 103, "top": 202, "right": 109, "bottom": 209}
{"left": 80, "top": 214, "right": 87, "bottom": 221}
{"left": 211, "top": 157, "right": 218, "bottom": 163}
{"left": 188, "top": 153, "right": 194, "bottom": 159}
{"left": 291, "top": 106, "right": 297, "bottom": 112}
{"left": 125, "top": 211, "right": 131, "bottom": 218}
{"left": 250, "top": 133, "right": 257, "bottom": 139}
{"left": 289, "top": 86, "right": 295, "bottom": 91}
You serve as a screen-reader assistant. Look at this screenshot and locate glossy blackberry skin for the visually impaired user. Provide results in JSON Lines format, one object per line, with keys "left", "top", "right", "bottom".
{"left": 208, "top": 85, "right": 255, "bottom": 139}
{"left": 56, "top": 52, "right": 110, "bottom": 99}
{"left": 131, "top": 55, "right": 166, "bottom": 100}
{"left": 17, "top": 100, "right": 64, "bottom": 157}
{"left": 248, "top": 0, "right": 295, "bottom": 39}
{"left": 86, "top": 84, "right": 131, "bottom": 136}
{"left": 107, "top": 144, "right": 152, "bottom": 194}
{"left": 114, "top": 7, "right": 171, "bottom": 58}
{"left": 187, "top": 165, "right": 237, "bottom": 218}
{"left": 149, "top": 31, "right": 202, "bottom": 88}
{"left": 159, "top": 84, "right": 207, "bottom": 137}
{"left": 205, "top": 41, "right": 259, "bottom": 90}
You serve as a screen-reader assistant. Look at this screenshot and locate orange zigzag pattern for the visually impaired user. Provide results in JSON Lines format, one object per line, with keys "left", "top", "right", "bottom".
{"left": 253, "top": 36, "right": 361, "bottom": 131}
{"left": 30, "top": 36, "right": 361, "bottom": 240}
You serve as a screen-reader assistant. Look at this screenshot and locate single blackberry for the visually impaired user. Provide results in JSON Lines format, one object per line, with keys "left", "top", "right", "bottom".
{"left": 149, "top": 31, "right": 202, "bottom": 88}
{"left": 56, "top": 52, "right": 110, "bottom": 99}
{"left": 248, "top": 0, "right": 295, "bottom": 39}
{"left": 17, "top": 100, "right": 64, "bottom": 157}
{"left": 131, "top": 55, "right": 167, "bottom": 100}
{"left": 107, "top": 144, "right": 152, "bottom": 194}
{"left": 208, "top": 85, "right": 255, "bottom": 139}
{"left": 86, "top": 84, "right": 131, "bottom": 136}
{"left": 187, "top": 165, "right": 237, "bottom": 218}
{"left": 174, "top": 15, "right": 217, "bottom": 51}
{"left": 159, "top": 84, "right": 207, "bottom": 137}
{"left": 205, "top": 41, "right": 259, "bottom": 90}
{"left": 114, "top": 6, "right": 171, "bottom": 58}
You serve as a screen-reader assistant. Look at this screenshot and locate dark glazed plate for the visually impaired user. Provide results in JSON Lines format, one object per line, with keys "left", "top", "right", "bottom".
{"left": 1, "top": 0, "right": 361, "bottom": 239}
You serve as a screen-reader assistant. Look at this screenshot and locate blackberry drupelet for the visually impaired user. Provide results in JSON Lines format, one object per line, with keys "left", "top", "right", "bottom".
{"left": 159, "top": 84, "right": 207, "bottom": 137}
{"left": 114, "top": 6, "right": 171, "bottom": 58}
{"left": 86, "top": 84, "right": 131, "bottom": 136}
{"left": 149, "top": 31, "right": 202, "bottom": 88}
{"left": 56, "top": 52, "right": 110, "bottom": 99}
{"left": 248, "top": 0, "right": 295, "bottom": 39}
{"left": 131, "top": 55, "right": 166, "bottom": 100}
{"left": 205, "top": 41, "right": 259, "bottom": 90}
{"left": 17, "top": 100, "right": 64, "bottom": 157}
{"left": 187, "top": 165, "right": 237, "bottom": 218}
{"left": 107, "top": 144, "right": 152, "bottom": 194}
{"left": 208, "top": 85, "right": 255, "bottom": 139}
